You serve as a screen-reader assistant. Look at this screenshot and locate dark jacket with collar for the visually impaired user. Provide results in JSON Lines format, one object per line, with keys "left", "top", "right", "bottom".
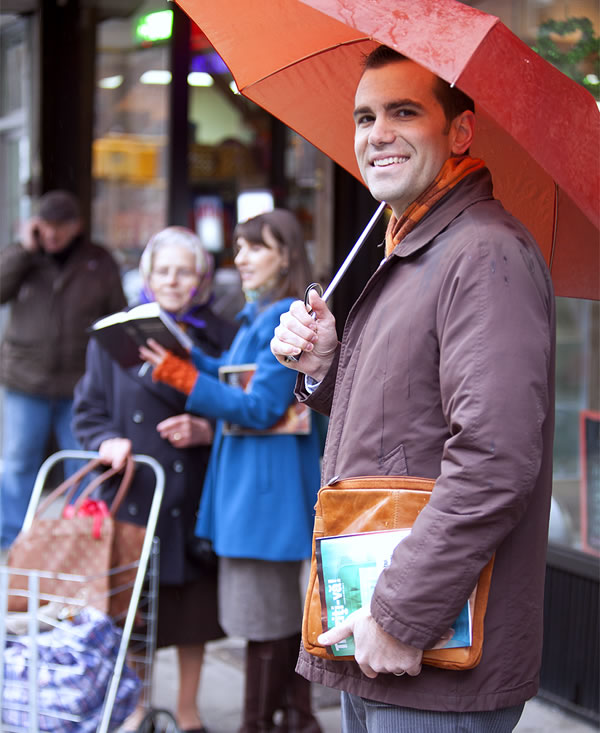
{"left": 72, "top": 307, "right": 238, "bottom": 585}
{"left": 296, "top": 168, "right": 556, "bottom": 711}
{"left": 0, "top": 235, "right": 126, "bottom": 398}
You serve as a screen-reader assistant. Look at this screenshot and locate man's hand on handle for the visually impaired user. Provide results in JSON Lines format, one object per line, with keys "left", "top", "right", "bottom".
{"left": 270, "top": 288, "right": 338, "bottom": 382}
{"left": 99, "top": 437, "right": 132, "bottom": 470}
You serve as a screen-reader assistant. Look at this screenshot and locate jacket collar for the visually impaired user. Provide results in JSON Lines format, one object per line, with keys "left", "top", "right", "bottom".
{"left": 388, "top": 167, "right": 495, "bottom": 260}
{"left": 236, "top": 301, "right": 258, "bottom": 325}
{"left": 47, "top": 232, "right": 83, "bottom": 267}
{"left": 235, "top": 297, "right": 293, "bottom": 325}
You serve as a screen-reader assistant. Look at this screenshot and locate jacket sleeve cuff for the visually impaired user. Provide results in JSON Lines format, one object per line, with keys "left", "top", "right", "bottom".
{"left": 294, "top": 345, "right": 340, "bottom": 417}
{"left": 153, "top": 351, "right": 198, "bottom": 395}
{"left": 370, "top": 585, "right": 444, "bottom": 650}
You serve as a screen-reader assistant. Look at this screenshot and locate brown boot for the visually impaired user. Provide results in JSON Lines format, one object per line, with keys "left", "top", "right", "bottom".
{"left": 275, "top": 635, "right": 322, "bottom": 733}
{"left": 238, "top": 639, "right": 291, "bottom": 733}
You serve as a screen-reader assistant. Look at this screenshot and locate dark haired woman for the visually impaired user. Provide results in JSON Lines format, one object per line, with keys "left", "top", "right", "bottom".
{"left": 141, "top": 210, "right": 322, "bottom": 733}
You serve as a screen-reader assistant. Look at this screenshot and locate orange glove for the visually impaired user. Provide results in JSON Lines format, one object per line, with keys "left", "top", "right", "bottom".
{"left": 153, "top": 351, "right": 199, "bottom": 395}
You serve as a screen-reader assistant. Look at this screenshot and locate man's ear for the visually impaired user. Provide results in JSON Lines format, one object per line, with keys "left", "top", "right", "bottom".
{"left": 450, "top": 110, "right": 475, "bottom": 155}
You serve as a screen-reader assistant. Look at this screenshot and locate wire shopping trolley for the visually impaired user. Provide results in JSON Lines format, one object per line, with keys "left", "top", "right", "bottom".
{"left": 0, "top": 449, "right": 179, "bottom": 733}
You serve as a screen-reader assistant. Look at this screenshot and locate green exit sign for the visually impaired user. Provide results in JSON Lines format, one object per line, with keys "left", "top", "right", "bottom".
{"left": 135, "top": 9, "right": 173, "bottom": 43}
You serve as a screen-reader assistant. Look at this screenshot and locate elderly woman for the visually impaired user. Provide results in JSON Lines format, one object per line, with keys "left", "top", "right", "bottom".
{"left": 140, "top": 210, "right": 323, "bottom": 733}
{"left": 73, "top": 226, "right": 237, "bottom": 733}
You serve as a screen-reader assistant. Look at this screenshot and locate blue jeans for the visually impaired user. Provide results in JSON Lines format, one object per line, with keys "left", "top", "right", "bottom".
{"left": 341, "top": 693, "right": 524, "bottom": 732}
{"left": 0, "top": 388, "right": 84, "bottom": 549}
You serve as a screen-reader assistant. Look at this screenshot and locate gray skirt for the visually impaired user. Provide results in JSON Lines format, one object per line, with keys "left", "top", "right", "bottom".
{"left": 218, "top": 557, "right": 304, "bottom": 641}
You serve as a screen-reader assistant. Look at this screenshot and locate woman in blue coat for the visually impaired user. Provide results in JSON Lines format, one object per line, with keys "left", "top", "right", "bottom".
{"left": 141, "top": 210, "right": 322, "bottom": 733}
{"left": 73, "top": 227, "right": 238, "bottom": 732}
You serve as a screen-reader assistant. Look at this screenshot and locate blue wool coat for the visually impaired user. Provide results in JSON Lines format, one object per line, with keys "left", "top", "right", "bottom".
{"left": 191, "top": 299, "right": 321, "bottom": 561}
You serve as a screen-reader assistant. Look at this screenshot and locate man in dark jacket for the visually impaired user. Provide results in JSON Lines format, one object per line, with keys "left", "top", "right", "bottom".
{"left": 271, "top": 47, "right": 555, "bottom": 732}
{"left": 0, "top": 190, "right": 126, "bottom": 549}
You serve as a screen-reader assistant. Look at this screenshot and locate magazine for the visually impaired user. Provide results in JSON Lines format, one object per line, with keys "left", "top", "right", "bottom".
{"left": 218, "top": 363, "right": 311, "bottom": 436}
{"left": 316, "top": 528, "right": 473, "bottom": 657}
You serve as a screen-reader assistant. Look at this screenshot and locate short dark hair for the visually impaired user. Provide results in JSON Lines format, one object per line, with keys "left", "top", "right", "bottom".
{"left": 234, "top": 209, "right": 313, "bottom": 301}
{"left": 37, "top": 190, "right": 81, "bottom": 223}
{"left": 363, "top": 46, "right": 474, "bottom": 131}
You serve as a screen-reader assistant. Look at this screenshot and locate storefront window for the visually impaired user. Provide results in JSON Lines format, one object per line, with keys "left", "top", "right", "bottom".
{"left": 284, "top": 131, "right": 334, "bottom": 284}
{"left": 461, "top": 0, "right": 599, "bottom": 100}
{"left": 0, "top": 14, "right": 33, "bottom": 245}
{"left": 187, "top": 26, "right": 333, "bottom": 280}
{"left": 553, "top": 299, "right": 600, "bottom": 554}
{"left": 187, "top": 43, "right": 270, "bottom": 262}
{"left": 92, "top": 8, "right": 170, "bottom": 288}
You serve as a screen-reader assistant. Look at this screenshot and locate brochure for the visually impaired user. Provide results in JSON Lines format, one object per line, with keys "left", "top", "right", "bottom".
{"left": 218, "top": 363, "right": 311, "bottom": 436}
{"left": 316, "top": 528, "right": 473, "bottom": 657}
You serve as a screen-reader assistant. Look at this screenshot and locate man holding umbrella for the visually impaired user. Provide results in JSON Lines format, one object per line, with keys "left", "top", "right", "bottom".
{"left": 271, "top": 46, "right": 555, "bottom": 732}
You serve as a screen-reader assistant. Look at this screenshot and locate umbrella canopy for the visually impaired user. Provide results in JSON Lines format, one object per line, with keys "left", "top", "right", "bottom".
{"left": 177, "top": 0, "right": 600, "bottom": 300}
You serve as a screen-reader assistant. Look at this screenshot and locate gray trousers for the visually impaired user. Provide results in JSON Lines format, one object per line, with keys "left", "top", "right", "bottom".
{"left": 341, "top": 693, "right": 525, "bottom": 732}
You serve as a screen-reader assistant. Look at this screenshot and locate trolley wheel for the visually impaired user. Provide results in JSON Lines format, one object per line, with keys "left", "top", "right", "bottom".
{"left": 136, "top": 708, "right": 181, "bottom": 732}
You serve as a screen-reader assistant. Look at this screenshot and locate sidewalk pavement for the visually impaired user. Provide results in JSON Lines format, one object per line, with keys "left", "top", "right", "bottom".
{"left": 151, "top": 638, "right": 599, "bottom": 733}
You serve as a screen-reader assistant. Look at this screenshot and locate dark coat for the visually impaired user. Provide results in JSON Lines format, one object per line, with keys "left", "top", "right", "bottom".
{"left": 72, "top": 307, "right": 237, "bottom": 585}
{"left": 0, "top": 236, "right": 126, "bottom": 398}
{"left": 296, "top": 169, "right": 556, "bottom": 712}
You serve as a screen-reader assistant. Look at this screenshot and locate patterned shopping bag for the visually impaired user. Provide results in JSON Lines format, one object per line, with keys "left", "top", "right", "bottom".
{"left": 2, "top": 606, "right": 141, "bottom": 731}
{"left": 7, "top": 457, "right": 145, "bottom": 617}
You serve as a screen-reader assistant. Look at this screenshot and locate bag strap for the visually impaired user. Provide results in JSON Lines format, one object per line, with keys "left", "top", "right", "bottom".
{"left": 35, "top": 457, "right": 105, "bottom": 516}
{"left": 70, "top": 456, "right": 135, "bottom": 517}
{"left": 35, "top": 456, "right": 135, "bottom": 519}
{"left": 106, "top": 456, "right": 135, "bottom": 516}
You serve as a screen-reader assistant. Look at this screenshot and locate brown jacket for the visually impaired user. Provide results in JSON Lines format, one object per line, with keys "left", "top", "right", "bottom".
{"left": 0, "top": 236, "right": 126, "bottom": 398}
{"left": 296, "top": 168, "right": 556, "bottom": 712}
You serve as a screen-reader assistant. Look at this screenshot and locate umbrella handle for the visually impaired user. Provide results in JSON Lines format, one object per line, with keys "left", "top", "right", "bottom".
{"left": 285, "top": 201, "right": 387, "bottom": 363}
{"left": 303, "top": 282, "right": 324, "bottom": 316}
{"left": 284, "top": 282, "right": 322, "bottom": 363}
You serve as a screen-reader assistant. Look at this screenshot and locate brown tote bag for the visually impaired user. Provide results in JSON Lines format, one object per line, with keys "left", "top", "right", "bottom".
{"left": 302, "top": 475, "right": 494, "bottom": 671}
{"left": 7, "top": 457, "right": 145, "bottom": 618}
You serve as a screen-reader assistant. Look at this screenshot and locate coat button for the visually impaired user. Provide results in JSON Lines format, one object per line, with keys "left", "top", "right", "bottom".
{"left": 173, "top": 460, "right": 184, "bottom": 473}
{"left": 171, "top": 507, "right": 181, "bottom": 518}
{"left": 132, "top": 410, "right": 144, "bottom": 424}
{"left": 127, "top": 503, "right": 138, "bottom": 516}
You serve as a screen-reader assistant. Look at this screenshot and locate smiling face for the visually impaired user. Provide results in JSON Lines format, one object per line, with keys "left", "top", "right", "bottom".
{"left": 354, "top": 60, "right": 473, "bottom": 218}
{"left": 234, "top": 224, "right": 288, "bottom": 294}
{"left": 148, "top": 244, "right": 200, "bottom": 314}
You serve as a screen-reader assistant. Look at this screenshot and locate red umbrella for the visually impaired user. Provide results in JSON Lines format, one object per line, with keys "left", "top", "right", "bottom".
{"left": 176, "top": 0, "right": 600, "bottom": 300}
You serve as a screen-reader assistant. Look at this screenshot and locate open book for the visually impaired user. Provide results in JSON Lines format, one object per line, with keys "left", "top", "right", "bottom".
{"left": 89, "top": 302, "right": 193, "bottom": 369}
{"left": 316, "top": 528, "right": 473, "bottom": 657}
{"left": 218, "top": 363, "right": 311, "bottom": 436}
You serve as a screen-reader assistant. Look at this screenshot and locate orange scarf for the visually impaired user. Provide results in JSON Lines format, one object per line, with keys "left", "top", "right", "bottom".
{"left": 385, "top": 156, "right": 485, "bottom": 257}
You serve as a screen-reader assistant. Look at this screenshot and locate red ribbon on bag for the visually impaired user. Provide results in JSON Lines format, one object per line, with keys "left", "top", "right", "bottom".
{"left": 63, "top": 499, "right": 111, "bottom": 539}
